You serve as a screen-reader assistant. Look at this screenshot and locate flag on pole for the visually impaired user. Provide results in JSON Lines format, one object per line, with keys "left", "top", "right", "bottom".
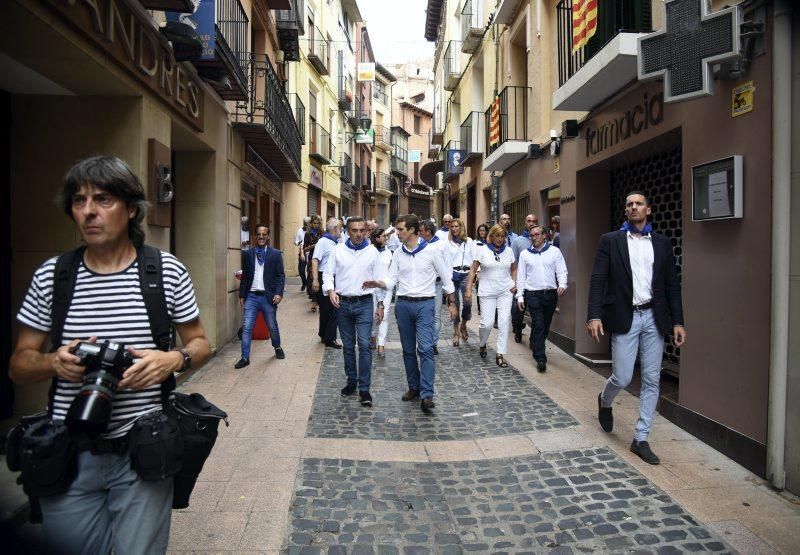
{"left": 572, "top": 0, "right": 598, "bottom": 52}
{"left": 489, "top": 96, "right": 501, "bottom": 147}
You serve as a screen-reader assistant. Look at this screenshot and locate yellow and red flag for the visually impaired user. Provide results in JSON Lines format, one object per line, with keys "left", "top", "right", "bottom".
{"left": 489, "top": 96, "right": 500, "bottom": 147}
{"left": 572, "top": 0, "right": 598, "bottom": 52}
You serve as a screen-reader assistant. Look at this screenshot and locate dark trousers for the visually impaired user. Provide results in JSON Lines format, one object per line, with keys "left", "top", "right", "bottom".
{"left": 524, "top": 289, "right": 558, "bottom": 363}
{"left": 317, "top": 272, "right": 338, "bottom": 343}
{"left": 298, "top": 256, "right": 307, "bottom": 288}
{"left": 307, "top": 255, "right": 315, "bottom": 300}
{"left": 512, "top": 298, "right": 526, "bottom": 334}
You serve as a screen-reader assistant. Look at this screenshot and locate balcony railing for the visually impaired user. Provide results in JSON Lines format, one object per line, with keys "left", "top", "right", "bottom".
{"left": 309, "top": 122, "right": 334, "bottom": 164}
{"left": 460, "top": 0, "right": 483, "bottom": 53}
{"left": 431, "top": 107, "right": 445, "bottom": 145}
{"left": 374, "top": 125, "right": 392, "bottom": 151}
{"left": 232, "top": 53, "right": 302, "bottom": 181}
{"left": 307, "top": 24, "right": 330, "bottom": 75}
{"left": 460, "top": 111, "right": 485, "bottom": 162}
{"left": 375, "top": 172, "right": 393, "bottom": 194}
{"left": 485, "top": 86, "right": 529, "bottom": 157}
{"left": 442, "top": 140, "right": 461, "bottom": 183}
{"left": 373, "top": 87, "right": 388, "bottom": 106}
{"left": 556, "top": 0, "right": 652, "bottom": 87}
{"left": 338, "top": 51, "right": 354, "bottom": 110}
{"left": 274, "top": 0, "right": 304, "bottom": 62}
{"left": 193, "top": 0, "right": 249, "bottom": 100}
{"left": 341, "top": 152, "right": 352, "bottom": 183}
{"left": 286, "top": 93, "right": 305, "bottom": 144}
{"left": 444, "top": 41, "right": 462, "bottom": 91}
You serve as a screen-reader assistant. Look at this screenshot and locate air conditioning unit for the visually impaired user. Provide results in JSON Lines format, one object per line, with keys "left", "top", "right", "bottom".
{"left": 435, "top": 172, "right": 443, "bottom": 191}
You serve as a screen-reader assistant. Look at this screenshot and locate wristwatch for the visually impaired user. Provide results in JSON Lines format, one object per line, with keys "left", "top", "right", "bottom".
{"left": 177, "top": 349, "right": 192, "bottom": 372}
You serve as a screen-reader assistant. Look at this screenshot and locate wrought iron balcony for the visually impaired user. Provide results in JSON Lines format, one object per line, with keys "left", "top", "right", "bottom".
{"left": 341, "top": 152, "right": 353, "bottom": 183}
{"left": 274, "top": 0, "right": 305, "bottom": 62}
{"left": 483, "top": 86, "right": 530, "bottom": 172}
{"left": 286, "top": 93, "right": 305, "bottom": 145}
{"left": 460, "top": 0, "right": 483, "bottom": 53}
{"left": 309, "top": 122, "right": 334, "bottom": 164}
{"left": 372, "top": 86, "right": 388, "bottom": 107}
{"left": 233, "top": 53, "right": 302, "bottom": 181}
{"left": 553, "top": 0, "right": 651, "bottom": 110}
{"left": 193, "top": 0, "right": 249, "bottom": 100}
{"left": 307, "top": 25, "right": 330, "bottom": 75}
{"left": 374, "top": 125, "right": 392, "bottom": 152}
{"left": 460, "top": 111, "right": 485, "bottom": 163}
{"left": 375, "top": 172, "right": 393, "bottom": 195}
{"left": 442, "top": 140, "right": 461, "bottom": 184}
{"left": 443, "top": 41, "right": 463, "bottom": 91}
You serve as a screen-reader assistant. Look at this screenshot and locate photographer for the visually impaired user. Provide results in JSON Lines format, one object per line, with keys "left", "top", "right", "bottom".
{"left": 9, "top": 156, "right": 212, "bottom": 554}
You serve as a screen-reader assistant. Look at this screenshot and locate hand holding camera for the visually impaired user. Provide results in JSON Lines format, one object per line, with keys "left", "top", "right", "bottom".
{"left": 118, "top": 347, "right": 183, "bottom": 391}
{"left": 52, "top": 337, "right": 98, "bottom": 383}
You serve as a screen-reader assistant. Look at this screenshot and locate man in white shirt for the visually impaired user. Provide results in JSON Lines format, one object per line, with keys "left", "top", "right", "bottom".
{"left": 323, "top": 217, "right": 386, "bottom": 407}
{"left": 294, "top": 216, "right": 311, "bottom": 291}
{"left": 434, "top": 214, "right": 453, "bottom": 241}
{"left": 510, "top": 214, "right": 539, "bottom": 343}
{"left": 419, "top": 219, "right": 447, "bottom": 354}
{"left": 516, "top": 224, "right": 567, "bottom": 372}
{"left": 366, "top": 214, "right": 457, "bottom": 413}
{"left": 311, "top": 218, "right": 342, "bottom": 348}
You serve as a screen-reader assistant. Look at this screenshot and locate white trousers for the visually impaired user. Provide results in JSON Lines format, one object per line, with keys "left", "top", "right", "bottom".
{"left": 372, "top": 291, "right": 394, "bottom": 346}
{"left": 478, "top": 291, "right": 513, "bottom": 355}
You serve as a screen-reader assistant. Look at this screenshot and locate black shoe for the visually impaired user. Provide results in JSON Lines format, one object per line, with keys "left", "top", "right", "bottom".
{"left": 421, "top": 398, "right": 435, "bottom": 413}
{"left": 631, "top": 440, "right": 660, "bottom": 465}
{"left": 598, "top": 394, "right": 613, "bottom": 432}
{"left": 340, "top": 383, "right": 357, "bottom": 396}
{"left": 514, "top": 333, "right": 522, "bottom": 343}
{"left": 536, "top": 361, "right": 547, "bottom": 373}
{"left": 234, "top": 358, "right": 250, "bottom": 369}
{"left": 275, "top": 347, "right": 285, "bottom": 359}
{"left": 433, "top": 346, "right": 439, "bottom": 355}
{"left": 401, "top": 389, "right": 420, "bottom": 402}
{"left": 325, "top": 342, "right": 343, "bottom": 349}
{"left": 359, "top": 391, "right": 373, "bottom": 407}
{"left": 300, "top": 284, "right": 307, "bottom": 292}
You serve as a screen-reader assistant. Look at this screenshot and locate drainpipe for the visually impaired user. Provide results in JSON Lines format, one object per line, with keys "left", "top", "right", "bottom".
{"left": 767, "top": 0, "right": 792, "bottom": 490}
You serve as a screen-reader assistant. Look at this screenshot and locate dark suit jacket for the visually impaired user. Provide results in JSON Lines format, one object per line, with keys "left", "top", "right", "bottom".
{"left": 587, "top": 230, "right": 683, "bottom": 336}
{"left": 239, "top": 247, "right": 285, "bottom": 300}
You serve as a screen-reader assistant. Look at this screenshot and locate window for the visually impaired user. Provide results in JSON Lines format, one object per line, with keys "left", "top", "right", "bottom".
{"left": 414, "top": 162, "right": 420, "bottom": 184}
{"left": 414, "top": 115, "right": 421, "bottom": 135}
{"left": 309, "top": 90, "right": 318, "bottom": 153}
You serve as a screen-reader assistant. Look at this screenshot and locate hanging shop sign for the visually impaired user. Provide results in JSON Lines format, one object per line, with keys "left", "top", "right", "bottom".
{"left": 358, "top": 63, "right": 376, "bottom": 82}
{"left": 166, "top": 0, "right": 215, "bottom": 61}
{"left": 731, "top": 81, "right": 754, "bottom": 117}
{"left": 45, "top": 0, "right": 205, "bottom": 131}
{"left": 584, "top": 91, "right": 663, "bottom": 157}
{"left": 409, "top": 185, "right": 431, "bottom": 197}
{"left": 408, "top": 150, "right": 421, "bottom": 163}
{"left": 447, "top": 149, "right": 466, "bottom": 175}
{"left": 310, "top": 168, "right": 323, "bottom": 189}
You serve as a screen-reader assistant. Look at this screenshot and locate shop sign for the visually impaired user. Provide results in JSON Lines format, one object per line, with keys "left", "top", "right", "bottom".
{"left": 447, "top": 149, "right": 466, "bottom": 175}
{"left": 167, "top": 0, "right": 215, "bottom": 61}
{"left": 408, "top": 150, "right": 421, "bottom": 163}
{"left": 358, "top": 63, "right": 376, "bottom": 81}
{"left": 310, "top": 168, "right": 323, "bottom": 189}
{"left": 731, "top": 81, "right": 754, "bottom": 117}
{"left": 584, "top": 91, "right": 663, "bottom": 157}
{"left": 409, "top": 186, "right": 430, "bottom": 197}
{"left": 46, "top": 0, "right": 205, "bottom": 131}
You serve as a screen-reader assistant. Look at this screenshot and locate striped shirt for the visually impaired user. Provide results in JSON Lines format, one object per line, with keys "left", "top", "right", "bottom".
{"left": 16, "top": 251, "right": 200, "bottom": 439}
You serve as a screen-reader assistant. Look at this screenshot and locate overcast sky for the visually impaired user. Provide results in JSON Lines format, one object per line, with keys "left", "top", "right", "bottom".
{"left": 358, "top": 0, "right": 434, "bottom": 65}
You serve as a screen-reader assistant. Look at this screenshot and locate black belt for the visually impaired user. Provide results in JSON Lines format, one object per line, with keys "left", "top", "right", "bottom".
{"left": 397, "top": 295, "right": 434, "bottom": 302}
{"left": 525, "top": 289, "right": 556, "bottom": 295}
{"left": 79, "top": 435, "right": 129, "bottom": 454}
{"left": 250, "top": 290, "right": 266, "bottom": 296}
{"left": 633, "top": 301, "right": 654, "bottom": 311}
{"left": 338, "top": 294, "right": 372, "bottom": 302}
{"left": 453, "top": 266, "right": 470, "bottom": 272}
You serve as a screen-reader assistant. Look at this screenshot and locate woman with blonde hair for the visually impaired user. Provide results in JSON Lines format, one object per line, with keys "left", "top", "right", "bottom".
{"left": 444, "top": 218, "right": 475, "bottom": 345}
{"left": 465, "top": 224, "right": 517, "bottom": 367}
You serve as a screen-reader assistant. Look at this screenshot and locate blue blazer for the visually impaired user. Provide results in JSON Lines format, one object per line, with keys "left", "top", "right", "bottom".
{"left": 239, "top": 247, "right": 285, "bottom": 299}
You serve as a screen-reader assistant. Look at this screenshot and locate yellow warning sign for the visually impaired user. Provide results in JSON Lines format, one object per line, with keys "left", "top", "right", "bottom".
{"left": 732, "top": 81, "right": 754, "bottom": 117}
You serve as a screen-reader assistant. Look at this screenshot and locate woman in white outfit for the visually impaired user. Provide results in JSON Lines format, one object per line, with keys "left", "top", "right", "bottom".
{"left": 370, "top": 228, "right": 394, "bottom": 358}
{"left": 444, "top": 218, "right": 475, "bottom": 346}
{"left": 465, "top": 224, "right": 517, "bottom": 367}
{"left": 473, "top": 223, "right": 490, "bottom": 317}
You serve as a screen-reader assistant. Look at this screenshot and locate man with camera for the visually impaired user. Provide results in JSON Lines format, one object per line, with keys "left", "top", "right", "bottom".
{"left": 10, "top": 156, "right": 212, "bottom": 554}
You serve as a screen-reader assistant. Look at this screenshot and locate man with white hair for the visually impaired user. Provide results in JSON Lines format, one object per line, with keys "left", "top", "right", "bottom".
{"left": 311, "top": 218, "right": 343, "bottom": 348}
{"left": 435, "top": 214, "right": 453, "bottom": 241}
{"left": 295, "top": 216, "right": 311, "bottom": 291}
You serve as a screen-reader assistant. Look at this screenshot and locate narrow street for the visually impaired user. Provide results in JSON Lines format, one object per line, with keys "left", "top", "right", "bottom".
{"left": 167, "top": 278, "right": 800, "bottom": 553}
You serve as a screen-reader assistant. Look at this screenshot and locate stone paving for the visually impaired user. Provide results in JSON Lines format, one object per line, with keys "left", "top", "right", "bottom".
{"left": 286, "top": 450, "right": 732, "bottom": 553}
{"left": 307, "top": 339, "right": 577, "bottom": 441}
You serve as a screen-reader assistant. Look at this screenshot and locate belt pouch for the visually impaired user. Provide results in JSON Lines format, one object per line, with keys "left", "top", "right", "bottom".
{"left": 128, "top": 410, "right": 184, "bottom": 481}
{"left": 20, "top": 419, "right": 77, "bottom": 498}
{"left": 6, "top": 410, "right": 49, "bottom": 472}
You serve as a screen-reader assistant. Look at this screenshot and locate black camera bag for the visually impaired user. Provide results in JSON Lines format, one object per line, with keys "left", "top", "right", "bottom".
{"left": 6, "top": 411, "right": 49, "bottom": 472}
{"left": 128, "top": 409, "right": 184, "bottom": 481}
{"left": 170, "top": 392, "right": 228, "bottom": 509}
{"left": 18, "top": 419, "right": 77, "bottom": 498}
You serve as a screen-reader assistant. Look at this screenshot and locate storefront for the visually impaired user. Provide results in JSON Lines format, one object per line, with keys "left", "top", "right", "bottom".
{"left": 408, "top": 185, "right": 433, "bottom": 219}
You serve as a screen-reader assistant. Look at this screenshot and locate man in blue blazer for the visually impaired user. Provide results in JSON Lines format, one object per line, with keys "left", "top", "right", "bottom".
{"left": 236, "top": 224, "right": 285, "bottom": 367}
{"left": 588, "top": 191, "right": 686, "bottom": 465}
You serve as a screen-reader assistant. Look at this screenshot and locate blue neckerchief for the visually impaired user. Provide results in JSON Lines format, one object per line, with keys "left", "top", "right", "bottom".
{"left": 487, "top": 243, "right": 507, "bottom": 255}
{"left": 476, "top": 240, "right": 485, "bottom": 246}
{"left": 309, "top": 228, "right": 319, "bottom": 237}
{"left": 428, "top": 235, "right": 440, "bottom": 244}
{"left": 322, "top": 232, "right": 338, "bottom": 243}
{"left": 346, "top": 238, "right": 369, "bottom": 251}
{"left": 376, "top": 245, "right": 386, "bottom": 252}
{"left": 451, "top": 236, "right": 463, "bottom": 245}
{"left": 528, "top": 242, "right": 551, "bottom": 255}
{"left": 620, "top": 221, "right": 653, "bottom": 235}
{"left": 255, "top": 246, "right": 267, "bottom": 263}
{"left": 440, "top": 225, "right": 448, "bottom": 232}
{"left": 402, "top": 239, "right": 428, "bottom": 256}
{"left": 521, "top": 230, "right": 530, "bottom": 238}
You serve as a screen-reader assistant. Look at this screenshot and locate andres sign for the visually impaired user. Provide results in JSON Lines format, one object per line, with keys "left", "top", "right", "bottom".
{"left": 584, "top": 91, "right": 663, "bottom": 157}
{"left": 45, "top": 0, "right": 205, "bottom": 131}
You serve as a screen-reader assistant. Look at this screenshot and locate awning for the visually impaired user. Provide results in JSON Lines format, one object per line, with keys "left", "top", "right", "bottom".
{"left": 420, "top": 159, "right": 444, "bottom": 188}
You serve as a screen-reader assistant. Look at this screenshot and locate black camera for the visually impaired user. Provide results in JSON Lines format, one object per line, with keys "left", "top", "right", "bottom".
{"left": 65, "top": 341, "right": 137, "bottom": 437}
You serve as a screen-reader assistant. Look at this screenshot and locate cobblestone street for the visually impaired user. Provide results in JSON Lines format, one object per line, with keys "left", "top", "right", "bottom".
{"left": 165, "top": 280, "right": 800, "bottom": 553}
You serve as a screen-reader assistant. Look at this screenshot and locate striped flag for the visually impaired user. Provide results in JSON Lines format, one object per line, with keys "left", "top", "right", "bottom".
{"left": 572, "top": 0, "right": 598, "bottom": 52}
{"left": 489, "top": 96, "right": 500, "bottom": 147}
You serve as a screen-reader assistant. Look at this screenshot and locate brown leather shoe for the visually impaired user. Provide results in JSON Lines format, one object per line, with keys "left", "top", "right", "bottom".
{"left": 401, "top": 389, "right": 420, "bottom": 402}
{"left": 421, "top": 398, "right": 436, "bottom": 413}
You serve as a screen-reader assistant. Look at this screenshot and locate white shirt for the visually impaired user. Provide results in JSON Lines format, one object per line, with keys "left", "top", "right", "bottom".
{"left": 627, "top": 232, "right": 654, "bottom": 305}
{"left": 444, "top": 237, "right": 476, "bottom": 271}
{"left": 312, "top": 236, "right": 338, "bottom": 273}
{"left": 384, "top": 238, "right": 455, "bottom": 297}
{"left": 294, "top": 227, "right": 305, "bottom": 246}
{"left": 322, "top": 241, "right": 386, "bottom": 299}
{"left": 435, "top": 228, "right": 449, "bottom": 241}
{"left": 473, "top": 245, "right": 515, "bottom": 296}
{"left": 251, "top": 256, "right": 266, "bottom": 292}
{"left": 516, "top": 244, "right": 568, "bottom": 301}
